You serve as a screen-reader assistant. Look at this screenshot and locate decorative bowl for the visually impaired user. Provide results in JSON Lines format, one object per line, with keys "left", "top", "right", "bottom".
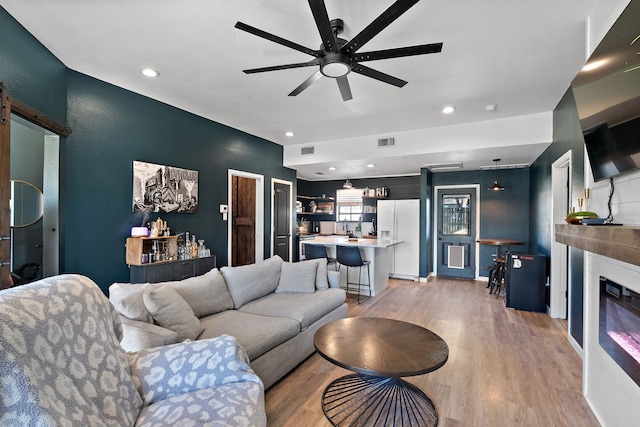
{"left": 565, "top": 211, "right": 599, "bottom": 224}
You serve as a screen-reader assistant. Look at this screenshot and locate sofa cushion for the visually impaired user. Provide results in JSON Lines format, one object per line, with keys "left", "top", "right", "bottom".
{"left": 135, "top": 382, "right": 266, "bottom": 427}
{"left": 143, "top": 286, "right": 204, "bottom": 341}
{"left": 239, "top": 288, "right": 347, "bottom": 331}
{"left": 310, "top": 258, "right": 329, "bottom": 290}
{"left": 109, "top": 268, "right": 234, "bottom": 322}
{"left": 170, "top": 268, "right": 234, "bottom": 318}
{"left": 128, "top": 335, "right": 259, "bottom": 406}
{"left": 221, "top": 255, "right": 284, "bottom": 308}
{"left": 198, "top": 310, "right": 299, "bottom": 360}
{"left": 276, "top": 261, "right": 317, "bottom": 294}
{"left": 109, "top": 282, "right": 155, "bottom": 323}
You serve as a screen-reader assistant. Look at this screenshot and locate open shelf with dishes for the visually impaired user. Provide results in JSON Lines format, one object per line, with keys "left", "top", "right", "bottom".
{"left": 296, "top": 195, "right": 335, "bottom": 216}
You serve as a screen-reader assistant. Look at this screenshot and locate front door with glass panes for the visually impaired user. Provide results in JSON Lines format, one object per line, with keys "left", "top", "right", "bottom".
{"left": 436, "top": 188, "right": 476, "bottom": 278}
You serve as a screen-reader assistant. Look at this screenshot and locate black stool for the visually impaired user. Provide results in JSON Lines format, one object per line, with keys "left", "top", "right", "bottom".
{"left": 488, "top": 257, "right": 506, "bottom": 296}
{"left": 304, "top": 244, "right": 337, "bottom": 270}
{"left": 336, "top": 245, "right": 371, "bottom": 304}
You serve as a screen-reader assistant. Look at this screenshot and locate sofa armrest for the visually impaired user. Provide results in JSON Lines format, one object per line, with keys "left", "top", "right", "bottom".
{"left": 119, "top": 316, "right": 178, "bottom": 352}
{"left": 328, "top": 270, "right": 340, "bottom": 288}
{"left": 128, "top": 334, "right": 263, "bottom": 406}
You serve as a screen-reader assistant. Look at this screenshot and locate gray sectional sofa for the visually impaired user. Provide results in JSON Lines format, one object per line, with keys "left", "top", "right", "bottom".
{"left": 109, "top": 255, "right": 348, "bottom": 389}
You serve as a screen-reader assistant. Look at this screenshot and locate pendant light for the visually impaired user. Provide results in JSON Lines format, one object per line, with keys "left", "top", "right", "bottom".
{"left": 343, "top": 178, "right": 353, "bottom": 189}
{"left": 488, "top": 159, "right": 505, "bottom": 191}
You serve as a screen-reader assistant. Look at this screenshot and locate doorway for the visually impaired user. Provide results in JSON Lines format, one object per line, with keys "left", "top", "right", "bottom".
{"left": 434, "top": 185, "right": 479, "bottom": 279}
{"left": 272, "top": 179, "right": 292, "bottom": 261}
{"left": 0, "top": 89, "right": 62, "bottom": 289}
{"left": 228, "top": 170, "right": 264, "bottom": 267}
{"left": 550, "top": 151, "right": 571, "bottom": 320}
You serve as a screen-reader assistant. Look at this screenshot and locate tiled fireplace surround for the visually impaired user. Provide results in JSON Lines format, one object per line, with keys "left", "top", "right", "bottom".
{"left": 556, "top": 224, "right": 640, "bottom": 425}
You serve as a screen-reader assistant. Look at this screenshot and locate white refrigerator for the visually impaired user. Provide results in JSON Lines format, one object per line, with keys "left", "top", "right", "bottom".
{"left": 377, "top": 199, "right": 420, "bottom": 280}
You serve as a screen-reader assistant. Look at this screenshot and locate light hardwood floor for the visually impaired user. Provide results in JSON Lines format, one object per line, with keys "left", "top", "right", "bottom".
{"left": 264, "top": 277, "right": 600, "bottom": 427}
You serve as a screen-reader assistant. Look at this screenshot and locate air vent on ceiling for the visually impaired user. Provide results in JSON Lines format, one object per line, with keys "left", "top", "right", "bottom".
{"left": 424, "top": 162, "right": 463, "bottom": 171}
{"left": 479, "top": 163, "right": 529, "bottom": 170}
{"left": 377, "top": 137, "right": 395, "bottom": 147}
{"left": 301, "top": 146, "right": 315, "bottom": 155}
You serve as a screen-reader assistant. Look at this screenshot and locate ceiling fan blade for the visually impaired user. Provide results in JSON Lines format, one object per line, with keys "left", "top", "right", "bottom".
{"left": 336, "top": 76, "right": 353, "bottom": 101}
{"left": 243, "top": 59, "right": 320, "bottom": 74}
{"left": 289, "top": 71, "right": 323, "bottom": 96}
{"left": 235, "top": 21, "right": 319, "bottom": 57}
{"left": 353, "top": 43, "right": 443, "bottom": 62}
{"left": 308, "top": 0, "right": 338, "bottom": 52}
{"left": 341, "top": 0, "right": 420, "bottom": 55}
{"left": 351, "top": 64, "right": 407, "bottom": 88}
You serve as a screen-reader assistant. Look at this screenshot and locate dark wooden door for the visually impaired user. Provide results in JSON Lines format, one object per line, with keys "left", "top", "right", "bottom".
{"left": 273, "top": 181, "right": 291, "bottom": 261}
{"left": 437, "top": 188, "right": 476, "bottom": 279}
{"left": 231, "top": 175, "right": 256, "bottom": 266}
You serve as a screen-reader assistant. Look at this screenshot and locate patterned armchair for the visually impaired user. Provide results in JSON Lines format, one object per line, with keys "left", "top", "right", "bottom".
{"left": 0, "top": 274, "right": 266, "bottom": 427}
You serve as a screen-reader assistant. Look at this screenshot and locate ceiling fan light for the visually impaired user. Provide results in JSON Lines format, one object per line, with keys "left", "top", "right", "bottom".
{"left": 320, "top": 53, "right": 351, "bottom": 78}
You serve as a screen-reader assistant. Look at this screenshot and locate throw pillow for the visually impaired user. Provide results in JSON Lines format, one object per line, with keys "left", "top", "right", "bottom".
{"left": 109, "top": 282, "right": 154, "bottom": 323}
{"left": 312, "top": 258, "right": 329, "bottom": 290}
{"left": 143, "top": 286, "right": 203, "bottom": 341}
{"left": 171, "top": 268, "right": 234, "bottom": 318}
{"left": 276, "top": 261, "right": 317, "bottom": 294}
{"left": 221, "top": 255, "right": 284, "bottom": 308}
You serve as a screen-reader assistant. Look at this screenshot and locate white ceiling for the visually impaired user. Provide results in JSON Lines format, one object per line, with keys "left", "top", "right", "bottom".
{"left": 1, "top": 0, "right": 607, "bottom": 180}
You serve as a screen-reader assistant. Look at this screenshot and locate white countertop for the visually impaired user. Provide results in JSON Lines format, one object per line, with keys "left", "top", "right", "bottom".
{"left": 302, "top": 235, "right": 403, "bottom": 248}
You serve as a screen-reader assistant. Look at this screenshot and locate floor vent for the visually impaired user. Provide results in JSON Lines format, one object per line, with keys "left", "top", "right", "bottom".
{"left": 448, "top": 245, "right": 465, "bottom": 269}
{"left": 301, "top": 146, "right": 315, "bottom": 155}
{"left": 377, "top": 137, "right": 395, "bottom": 147}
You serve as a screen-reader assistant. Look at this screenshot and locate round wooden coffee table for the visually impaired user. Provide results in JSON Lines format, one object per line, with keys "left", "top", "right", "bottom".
{"left": 314, "top": 317, "right": 449, "bottom": 427}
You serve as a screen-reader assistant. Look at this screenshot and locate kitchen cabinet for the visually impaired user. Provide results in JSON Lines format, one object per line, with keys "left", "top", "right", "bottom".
{"left": 126, "top": 236, "right": 178, "bottom": 266}
{"left": 129, "top": 256, "right": 216, "bottom": 283}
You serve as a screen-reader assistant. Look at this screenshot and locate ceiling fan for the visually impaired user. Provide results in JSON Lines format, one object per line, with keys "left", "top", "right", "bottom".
{"left": 234, "top": 0, "right": 443, "bottom": 101}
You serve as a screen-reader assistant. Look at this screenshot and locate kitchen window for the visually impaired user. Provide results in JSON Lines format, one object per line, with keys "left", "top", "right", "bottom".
{"left": 336, "top": 189, "right": 363, "bottom": 222}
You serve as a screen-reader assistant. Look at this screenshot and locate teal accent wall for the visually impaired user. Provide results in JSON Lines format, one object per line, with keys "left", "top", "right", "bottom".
{"left": 0, "top": 7, "right": 67, "bottom": 123}
{"left": 431, "top": 168, "right": 531, "bottom": 277}
{"left": 529, "top": 88, "right": 585, "bottom": 346}
{"left": 420, "top": 168, "right": 433, "bottom": 277}
{"left": 1, "top": 7, "right": 296, "bottom": 293}
{"left": 301, "top": 169, "right": 530, "bottom": 279}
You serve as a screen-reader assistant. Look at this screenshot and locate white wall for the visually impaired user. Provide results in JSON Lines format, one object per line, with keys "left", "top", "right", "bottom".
{"left": 584, "top": 254, "right": 640, "bottom": 426}
{"left": 582, "top": 148, "right": 640, "bottom": 425}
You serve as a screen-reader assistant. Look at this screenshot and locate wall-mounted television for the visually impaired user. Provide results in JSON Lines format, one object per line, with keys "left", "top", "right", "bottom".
{"left": 583, "top": 119, "right": 640, "bottom": 182}
{"left": 571, "top": 1, "right": 640, "bottom": 182}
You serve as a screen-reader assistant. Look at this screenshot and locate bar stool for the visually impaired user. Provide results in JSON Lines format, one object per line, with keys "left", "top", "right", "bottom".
{"left": 304, "top": 244, "right": 337, "bottom": 270}
{"left": 488, "top": 256, "right": 506, "bottom": 296}
{"left": 336, "top": 245, "right": 371, "bottom": 304}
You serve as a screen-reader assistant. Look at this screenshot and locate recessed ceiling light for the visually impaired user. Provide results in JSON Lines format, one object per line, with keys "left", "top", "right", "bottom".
{"left": 328, "top": 166, "right": 336, "bottom": 171}
{"left": 140, "top": 67, "right": 160, "bottom": 77}
{"left": 484, "top": 104, "right": 497, "bottom": 112}
{"left": 285, "top": 131, "right": 295, "bottom": 137}
{"left": 442, "top": 106, "right": 455, "bottom": 114}
{"left": 366, "top": 163, "right": 375, "bottom": 168}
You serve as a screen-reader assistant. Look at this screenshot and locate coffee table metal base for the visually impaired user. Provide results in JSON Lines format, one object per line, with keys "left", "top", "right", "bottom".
{"left": 321, "top": 373, "right": 438, "bottom": 427}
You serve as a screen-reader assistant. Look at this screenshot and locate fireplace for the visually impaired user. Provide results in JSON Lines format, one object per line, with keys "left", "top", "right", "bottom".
{"left": 599, "top": 276, "right": 640, "bottom": 386}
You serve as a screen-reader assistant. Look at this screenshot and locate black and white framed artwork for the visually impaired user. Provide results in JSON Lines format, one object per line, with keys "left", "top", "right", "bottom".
{"left": 132, "top": 161, "right": 199, "bottom": 213}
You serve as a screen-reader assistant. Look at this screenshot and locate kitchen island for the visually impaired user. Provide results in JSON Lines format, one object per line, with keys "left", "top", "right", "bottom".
{"left": 302, "top": 236, "right": 403, "bottom": 297}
